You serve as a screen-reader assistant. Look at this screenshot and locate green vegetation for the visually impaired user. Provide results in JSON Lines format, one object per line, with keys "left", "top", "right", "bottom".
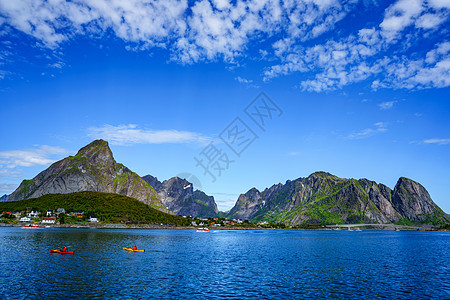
{"left": 0, "top": 191, "right": 190, "bottom": 226}
{"left": 20, "top": 179, "right": 35, "bottom": 198}
{"left": 68, "top": 155, "right": 85, "bottom": 162}
{"left": 437, "top": 223, "right": 450, "bottom": 231}
{"left": 421, "top": 210, "right": 450, "bottom": 225}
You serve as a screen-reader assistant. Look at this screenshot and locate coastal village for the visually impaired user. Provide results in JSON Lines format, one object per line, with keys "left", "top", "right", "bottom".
{"left": 0, "top": 208, "right": 263, "bottom": 228}
{"left": 1, "top": 208, "right": 98, "bottom": 225}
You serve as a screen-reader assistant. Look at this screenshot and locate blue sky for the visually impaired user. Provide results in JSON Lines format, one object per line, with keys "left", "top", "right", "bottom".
{"left": 0, "top": 0, "right": 449, "bottom": 212}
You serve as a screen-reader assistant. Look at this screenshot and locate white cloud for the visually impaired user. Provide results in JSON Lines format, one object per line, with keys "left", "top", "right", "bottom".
{"left": 377, "top": 42, "right": 450, "bottom": 89}
{"left": 378, "top": 101, "right": 396, "bottom": 110}
{"left": 380, "top": 0, "right": 424, "bottom": 42}
{"left": 235, "top": 76, "right": 259, "bottom": 87}
{"left": 428, "top": 0, "right": 450, "bottom": 9}
{"left": 0, "top": 168, "right": 23, "bottom": 178}
{"left": 0, "top": 0, "right": 188, "bottom": 48}
{"left": 0, "top": 182, "right": 17, "bottom": 192}
{"left": 0, "top": 0, "right": 449, "bottom": 91}
{"left": 0, "top": 0, "right": 354, "bottom": 64}
{"left": 88, "top": 124, "right": 213, "bottom": 145}
{"left": 0, "top": 145, "right": 69, "bottom": 168}
{"left": 415, "top": 13, "right": 446, "bottom": 29}
{"left": 235, "top": 76, "right": 253, "bottom": 84}
{"left": 423, "top": 138, "right": 450, "bottom": 145}
{"left": 347, "top": 122, "right": 387, "bottom": 139}
{"left": 263, "top": 0, "right": 450, "bottom": 91}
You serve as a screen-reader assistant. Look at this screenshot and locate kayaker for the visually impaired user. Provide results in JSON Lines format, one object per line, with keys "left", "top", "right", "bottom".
{"left": 61, "top": 246, "right": 68, "bottom": 252}
{"left": 133, "top": 245, "right": 137, "bottom": 250}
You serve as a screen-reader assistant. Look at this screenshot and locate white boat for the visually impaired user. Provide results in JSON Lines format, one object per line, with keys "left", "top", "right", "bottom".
{"left": 196, "top": 227, "right": 210, "bottom": 232}
{"left": 22, "top": 224, "right": 39, "bottom": 229}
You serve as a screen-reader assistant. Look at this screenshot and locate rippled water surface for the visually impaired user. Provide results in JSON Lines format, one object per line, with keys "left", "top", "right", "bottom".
{"left": 0, "top": 227, "right": 449, "bottom": 299}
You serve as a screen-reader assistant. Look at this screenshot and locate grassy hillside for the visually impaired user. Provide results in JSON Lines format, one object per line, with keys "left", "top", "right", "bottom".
{"left": 0, "top": 191, "right": 189, "bottom": 225}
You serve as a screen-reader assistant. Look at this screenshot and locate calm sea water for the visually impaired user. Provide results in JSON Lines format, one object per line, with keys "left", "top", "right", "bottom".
{"left": 0, "top": 227, "right": 448, "bottom": 299}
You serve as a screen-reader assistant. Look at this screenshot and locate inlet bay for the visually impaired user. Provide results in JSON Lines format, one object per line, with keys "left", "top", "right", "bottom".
{"left": 1, "top": 228, "right": 449, "bottom": 299}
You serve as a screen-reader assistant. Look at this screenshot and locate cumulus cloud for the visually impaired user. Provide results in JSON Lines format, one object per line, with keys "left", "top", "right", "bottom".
{"left": 0, "top": 0, "right": 449, "bottom": 91}
{"left": 379, "top": 0, "right": 424, "bottom": 42}
{"left": 87, "top": 124, "right": 213, "bottom": 145}
{"left": 263, "top": 0, "right": 450, "bottom": 91}
{"left": 0, "top": 0, "right": 187, "bottom": 48}
{"left": 0, "top": 0, "right": 353, "bottom": 62}
{"left": 0, "top": 145, "right": 69, "bottom": 168}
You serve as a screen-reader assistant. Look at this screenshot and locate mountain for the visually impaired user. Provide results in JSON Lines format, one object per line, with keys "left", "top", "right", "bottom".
{"left": 226, "top": 172, "right": 449, "bottom": 225}
{"left": 0, "top": 194, "right": 9, "bottom": 202}
{"left": 142, "top": 175, "right": 218, "bottom": 218}
{"left": 8, "top": 140, "right": 169, "bottom": 213}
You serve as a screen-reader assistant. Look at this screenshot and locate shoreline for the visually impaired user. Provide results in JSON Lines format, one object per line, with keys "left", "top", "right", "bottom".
{"left": 0, "top": 223, "right": 442, "bottom": 231}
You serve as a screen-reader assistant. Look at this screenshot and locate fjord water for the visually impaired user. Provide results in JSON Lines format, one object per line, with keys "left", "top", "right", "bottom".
{"left": 0, "top": 228, "right": 448, "bottom": 299}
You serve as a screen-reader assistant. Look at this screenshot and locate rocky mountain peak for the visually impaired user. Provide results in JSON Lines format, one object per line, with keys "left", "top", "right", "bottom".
{"left": 142, "top": 175, "right": 218, "bottom": 217}
{"left": 75, "top": 139, "right": 114, "bottom": 167}
{"left": 226, "top": 172, "right": 449, "bottom": 225}
{"left": 7, "top": 140, "right": 168, "bottom": 213}
{"left": 245, "top": 187, "right": 261, "bottom": 197}
{"left": 311, "top": 171, "right": 334, "bottom": 179}
{"left": 391, "top": 177, "right": 440, "bottom": 222}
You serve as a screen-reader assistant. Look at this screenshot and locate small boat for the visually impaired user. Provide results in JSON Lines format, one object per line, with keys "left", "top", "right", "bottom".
{"left": 22, "top": 224, "right": 39, "bottom": 228}
{"left": 123, "top": 247, "right": 145, "bottom": 252}
{"left": 51, "top": 249, "right": 74, "bottom": 254}
{"left": 196, "top": 227, "right": 210, "bottom": 232}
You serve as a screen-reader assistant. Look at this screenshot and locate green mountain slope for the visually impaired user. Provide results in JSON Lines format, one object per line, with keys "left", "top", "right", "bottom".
{"left": 0, "top": 191, "right": 189, "bottom": 225}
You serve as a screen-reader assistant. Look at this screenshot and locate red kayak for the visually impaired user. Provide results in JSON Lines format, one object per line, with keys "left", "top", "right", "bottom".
{"left": 51, "top": 249, "right": 74, "bottom": 254}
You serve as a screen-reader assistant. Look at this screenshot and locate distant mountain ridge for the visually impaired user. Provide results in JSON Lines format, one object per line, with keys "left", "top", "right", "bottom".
{"left": 226, "top": 172, "right": 449, "bottom": 225}
{"left": 5, "top": 139, "right": 448, "bottom": 225}
{"left": 8, "top": 140, "right": 169, "bottom": 213}
{"left": 0, "top": 194, "right": 9, "bottom": 202}
{"left": 142, "top": 175, "right": 218, "bottom": 218}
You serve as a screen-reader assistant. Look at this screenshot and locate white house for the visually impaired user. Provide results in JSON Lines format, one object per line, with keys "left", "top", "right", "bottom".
{"left": 20, "top": 216, "right": 31, "bottom": 222}
{"left": 27, "top": 211, "right": 40, "bottom": 218}
{"left": 42, "top": 217, "right": 56, "bottom": 224}
{"left": 89, "top": 216, "right": 98, "bottom": 222}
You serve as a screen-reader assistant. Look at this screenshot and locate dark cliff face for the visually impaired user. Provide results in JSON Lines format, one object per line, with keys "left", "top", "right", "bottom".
{"left": 227, "top": 172, "right": 448, "bottom": 225}
{"left": 8, "top": 140, "right": 169, "bottom": 213}
{"left": 142, "top": 176, "right": 218, "bottom": 218}
{"left": 391, "top": 177, "right": 443, "bottom": 222}
{"left": 227, "top": 188, "right": 263, "bottom": 221}
{"left": 142, "top": 175, "right": 163, "bottom": 192}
